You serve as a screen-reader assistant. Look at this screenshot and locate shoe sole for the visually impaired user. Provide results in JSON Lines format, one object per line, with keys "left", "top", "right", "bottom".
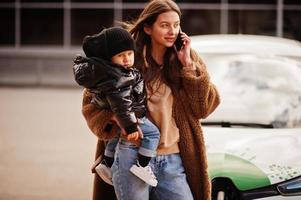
{"left": 95, "top": 166, "right": 113, "bottom": 186}
{"left": 129, "top": 166, "right": 157, "bottom": 187}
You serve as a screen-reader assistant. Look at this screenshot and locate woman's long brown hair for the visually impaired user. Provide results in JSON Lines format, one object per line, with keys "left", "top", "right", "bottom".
{"left": 123, "top": 0, "right": 184, "bottom": 94}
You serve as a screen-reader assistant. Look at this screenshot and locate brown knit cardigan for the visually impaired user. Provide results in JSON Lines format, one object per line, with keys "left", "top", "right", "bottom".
{"left": 82, "top": 59, "right": 220, "bottom": 200}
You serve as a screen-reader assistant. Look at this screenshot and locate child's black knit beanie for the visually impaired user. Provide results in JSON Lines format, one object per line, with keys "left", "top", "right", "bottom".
{"left": 82, "top": 27, "right": 135, "bottom": 60}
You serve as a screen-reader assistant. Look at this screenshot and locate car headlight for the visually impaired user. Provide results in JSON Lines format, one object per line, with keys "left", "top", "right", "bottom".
{"left": 277, "top": 176, "right": 301, "bottom": 196}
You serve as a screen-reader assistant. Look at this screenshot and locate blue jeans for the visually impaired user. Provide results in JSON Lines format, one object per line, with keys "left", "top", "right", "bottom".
{"left": 105, "top": 117, "right": 160, "bottom": 158}
{"left": 111, "top": 141, "right": 193, "bottom": 200}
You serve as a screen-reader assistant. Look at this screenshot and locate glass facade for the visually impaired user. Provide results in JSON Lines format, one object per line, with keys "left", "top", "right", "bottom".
{"left": 284, "top": 0, "right": 301, "bottom": 4}
{"left": 0, "top": 8, "right": 15, "bottom": 45}
{"left": 71, "top": 0, "right": 113, "bottom": 2}
{"left": 283, "top": 10, "right": 301, "bottom": 41}
{"left": 181, "top": 9, "right": 220, "bottom": 35}
{"left": 228, "top": 0, "right": 276, "bottom": 3}
{"left": 0, "top": 0, "right": 300, "bottom": 47}
{"left": 21, "top": 0, "right": 63, "bottom": 2}
{"left": 71, "top": 9, "right": 114, "bottom": 45}
{"left": 228, "top": 10, "right": 276, "bottom": 36}
{"left": 122, "top": 9, "right": 144, "bottom": 21}
{"left": 177, "top": 0, "right": 221, "bottom": 2}
{"left": 21, "top": 9, "right": 64, "bottom": 45}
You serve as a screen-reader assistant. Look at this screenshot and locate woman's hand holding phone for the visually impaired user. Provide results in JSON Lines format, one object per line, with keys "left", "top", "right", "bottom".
{"left": 175, "top": 31, "right": 184, "bottom": 51}
{"left": 174, "top": 30, "right": 193, "bottom": 69}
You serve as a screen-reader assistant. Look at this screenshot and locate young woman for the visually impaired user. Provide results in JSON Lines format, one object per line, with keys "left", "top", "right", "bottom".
{"left": 81, "top": 0, "right": 220, "bottom": 199}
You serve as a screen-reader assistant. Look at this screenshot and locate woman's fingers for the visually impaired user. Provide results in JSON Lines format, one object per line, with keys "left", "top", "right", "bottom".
{"left": 175, "top": 32, "right": 192, "bottom": 67}
{"left": 180, "top": 32, "right": 191, "bottom": 47}
{"left": 121, "top": 126, "right": 143, "bottom": 145}
{"left": 127, "top": 131, "right": 139, "bottom": 140}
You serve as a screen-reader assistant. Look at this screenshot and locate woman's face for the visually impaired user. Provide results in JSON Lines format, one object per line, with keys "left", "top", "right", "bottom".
{"left": 145, "top": 11, "right": 180, "bottom": 49}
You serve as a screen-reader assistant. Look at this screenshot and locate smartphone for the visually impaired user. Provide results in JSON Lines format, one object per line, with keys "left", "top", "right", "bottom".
{"left": 174, "top": 29, "right": 183, "bottom": 51}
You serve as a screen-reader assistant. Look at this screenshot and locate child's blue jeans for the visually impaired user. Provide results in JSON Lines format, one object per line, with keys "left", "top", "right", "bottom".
{"left": 104, "top": 116, "right": 160, "bottom": 158}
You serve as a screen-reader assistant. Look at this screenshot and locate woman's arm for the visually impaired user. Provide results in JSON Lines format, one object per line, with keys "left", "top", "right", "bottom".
{"left": 181, "top": 50, "right": 220, "bottom": 119}
{"left": 82, "top": 89, "right": 118, "bottom": 140}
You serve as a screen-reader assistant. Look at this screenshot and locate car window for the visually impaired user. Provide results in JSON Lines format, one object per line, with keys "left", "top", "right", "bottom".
{"left": 202, "top": 54, "right": 301, "bottom": 128}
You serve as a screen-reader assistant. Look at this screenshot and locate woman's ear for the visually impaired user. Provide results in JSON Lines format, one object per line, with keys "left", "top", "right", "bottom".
{"left": 143, "top": 25, "right": 152, "bottom": 35}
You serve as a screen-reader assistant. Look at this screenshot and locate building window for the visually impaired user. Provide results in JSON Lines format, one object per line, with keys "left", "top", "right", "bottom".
{"left": 21, "top": 9, "right": 63, "bottom": 45}
{"left": 228, "top": 10, "right": 276, "bottom": 36}
{"left": 0, "top": 8, "right": 15, "bottom": 45}
{"left": 71, "top": 9, "right": 114, "bottom": 46}
{"left": 283, "top": 10, "right": 301, "bottom": 41}
{"left": 71, "top": 0, "right": 113, "bottom": 2}
{"left": 122, "top": 9, "right": 143, "bottom": 22}
{"left": 175, "top": 0, "right": 221, "bottom": 2}
{"left": 123, "top": 0, "right": 148, "bottom": 2}
{"left": 284, "top": 0, "right": 300, "bottom": 4}
{"left": 228, "top": 0, "right": 276, "bottom": 4}
{"left": 21, "top": 0, "right": 63, "bottom": 2}
{"left": 181, "top": 9, "right": 220, "bottom": 35}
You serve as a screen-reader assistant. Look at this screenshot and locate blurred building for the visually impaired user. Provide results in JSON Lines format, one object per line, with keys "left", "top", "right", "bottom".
{"left": 0, "top": 0, "right": 300, "bottom": 86}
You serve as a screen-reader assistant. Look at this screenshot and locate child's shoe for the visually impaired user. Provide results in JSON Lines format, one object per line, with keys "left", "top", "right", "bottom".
{"left": 95, "top": 160, "right": 113, "bottom": 185}
{"left": 129, "top": 162, "right": 158, "bottom": 187}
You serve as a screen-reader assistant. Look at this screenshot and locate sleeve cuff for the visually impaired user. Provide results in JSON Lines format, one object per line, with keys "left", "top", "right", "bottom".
{"left": 183, "top": 61, "right": 197, "bottom": 71}
{"left": 182, "top": 62, "right": 199, "bottom": 76}
{"left": 124, "top": 124, "right": 138, "bottom": 134}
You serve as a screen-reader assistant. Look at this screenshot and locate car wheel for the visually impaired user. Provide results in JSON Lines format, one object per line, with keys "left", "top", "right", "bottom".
{"left": 211, "top": 178, "right": 240, "bottom": 200}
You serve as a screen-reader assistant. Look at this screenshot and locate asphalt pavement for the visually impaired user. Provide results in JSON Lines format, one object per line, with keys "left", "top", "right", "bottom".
{"left": 0, "top": 87, "right": 299, "bottom": 200}
{"left": 0, "top": 87, "right": 96, "bottom": 200}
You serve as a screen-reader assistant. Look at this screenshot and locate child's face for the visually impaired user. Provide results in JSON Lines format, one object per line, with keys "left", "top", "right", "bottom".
{"left": 111, "top": 50, "right": 134, "bottom": 69}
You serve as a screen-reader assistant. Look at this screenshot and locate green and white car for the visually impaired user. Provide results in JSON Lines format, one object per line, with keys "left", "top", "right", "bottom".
{"left": 191, "top": 35, "right": 301, "bottom": 200}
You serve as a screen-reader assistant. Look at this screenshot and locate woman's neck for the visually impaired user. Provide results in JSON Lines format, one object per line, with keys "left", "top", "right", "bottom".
{"left": 151, "top": 42, "right": 166, "bottom": 66}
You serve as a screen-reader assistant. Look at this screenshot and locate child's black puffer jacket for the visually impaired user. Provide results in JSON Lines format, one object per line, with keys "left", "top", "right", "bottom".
{"left": 73, "top": 55, "right": 146, "bottom": 134}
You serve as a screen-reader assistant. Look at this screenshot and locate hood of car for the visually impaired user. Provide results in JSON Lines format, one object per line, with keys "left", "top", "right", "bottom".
{"left": 204, "top": 126, "right": 301, "bottom": 191}
{"left": 191, "top": 34, "right": 301, "bottom": 58}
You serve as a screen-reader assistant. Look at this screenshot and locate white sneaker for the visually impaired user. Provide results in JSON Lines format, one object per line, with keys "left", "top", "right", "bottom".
{"left": 95, "top": 161, "right": 113, "bottom": 186}
{"left": 130, "top": 163, "right": 158, "bottom": 187}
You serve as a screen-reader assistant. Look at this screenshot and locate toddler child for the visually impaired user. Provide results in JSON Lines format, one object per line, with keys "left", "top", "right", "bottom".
{"left": 73, "top": 27, "right": 160, "bottom": 187}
